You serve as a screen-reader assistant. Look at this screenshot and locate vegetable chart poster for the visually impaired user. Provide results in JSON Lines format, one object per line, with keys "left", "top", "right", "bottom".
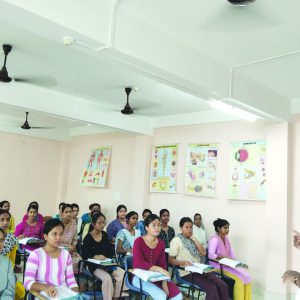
{"left": 228, "top": 140, "right": 266, "bottom": 201}
{"left": 150, "top": 144, "right": 178, "bottom": 193}
{"left": 81, "top": 147, "right": 111, "bottom": 187}
{"left": 185, "top": 143, "right": 218, "bottom": 197}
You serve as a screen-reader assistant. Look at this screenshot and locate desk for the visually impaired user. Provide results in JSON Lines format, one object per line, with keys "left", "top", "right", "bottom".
{"left": 26, "top": 290, "right": 48, "bottom": 300}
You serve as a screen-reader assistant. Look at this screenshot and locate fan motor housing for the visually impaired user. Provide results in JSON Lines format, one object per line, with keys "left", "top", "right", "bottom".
{"left": 227, "top": 0, "right": 256, "bottom": 5}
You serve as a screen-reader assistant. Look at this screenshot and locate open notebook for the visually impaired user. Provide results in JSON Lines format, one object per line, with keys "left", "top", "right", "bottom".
{"left": 132, "top": 269, "right": 170, "bottom": 282}
{"left": 18, "top": 237, "right": 43, "bottom": 245}
{"left": 87, "top": 258, "right": 113, "bottom": 265}
{"left": 185, "top": 262, "right": 213, "bottom": 274}
{"left": 40, "top": 286, "right": 78, "bottom": 300}
{"left": 219, "top": 258, "right": 244, "bottom": 268}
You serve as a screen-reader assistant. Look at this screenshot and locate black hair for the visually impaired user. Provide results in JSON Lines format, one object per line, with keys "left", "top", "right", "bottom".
{"left": 59, "top": 202, "right": 65, "bottom": 209}
{"left": 0, "top": 209, "right": 11, "bottom": 218}
{"left": 0, "top": 201, "right": 9, "bottom": 208}
{"left": 27, "top": 204, "right": 38, "bottom": 213}
{"left": 71, "top": 203, "right": 79, "bottom": 210}
{"left": 179, "top": 217, "right": 193, "bottom": 227}
{"left": 29, "top": 201, "right": 39, "bottom": 208}
{"left": 0, "top": 227, "right": 5, "bottom": 237}
{"left": 91, "top": 212, "right": 106, "bottom": 224}
{"left": 194, "top": 213, "right": 202, "bottom": 219}
{"left": 43, "top": 218, "right": 64, "bottom": 235}
{"left": 61, "top": 204, "right": 73, "bottom": 213}
{"left": 144, "top": 213, "right": 160, "bottom": 228}
{"left": 142, "top": 209, "right": 152, "bottom": 216}
{"left": 89, "top": 203, "right": 101, "bottom": 210}
{"left": 116, "top": 205, "right": 127, "bottom": 216}
{"left": 126, "top": 211, "right": 138, "bottom": 222}
{"left": 159, "top": 209, "right": 170, "bottom": 217}
{"left": 213, "top": 218, "right": 230, "bottom": 233}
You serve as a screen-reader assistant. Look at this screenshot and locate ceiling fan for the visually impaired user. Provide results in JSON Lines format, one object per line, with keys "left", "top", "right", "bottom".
{"left": 0, "top": 44, "right": 57, "bottom": 87}
{"left": 121, "top": 87, "right": 134, "bottom": 115}
{"left": 21, "top": 112, "right": 54, "bottom": 130}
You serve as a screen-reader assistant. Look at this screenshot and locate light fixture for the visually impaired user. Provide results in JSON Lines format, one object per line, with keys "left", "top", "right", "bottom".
{"left": 209, "top": 100, "right": 257, "bottom": 122}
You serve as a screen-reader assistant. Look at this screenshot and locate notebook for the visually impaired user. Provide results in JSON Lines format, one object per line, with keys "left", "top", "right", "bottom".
{"left": 18, "top": 237, "right": 43, "bottom": 245}
{"left": 40, "top": 286, "right": 78, "bottom": 300}
{"left": 185, "top": 262, "right": 212, "bottom": 274}
{"left": 87, "top": 258, "right": 113, "bottom": 265}
{"left": 219, "top": 258, "right": 244, "bottom": 268}
{"left": 132, "top": 269, "right": 170, "bottom": 282}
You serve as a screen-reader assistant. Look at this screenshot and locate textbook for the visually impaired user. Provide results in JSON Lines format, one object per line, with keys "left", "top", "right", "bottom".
{"left": 40, "top": 286, "right": 78, "bottom": 300}
{"left": 87, "top": 258, "right": 113, "bottom": 265}
{"left": 219, "top": 258, "right": 244, "bottom": 268}
{"left": 132, "top": 269, "right": 170, "bottom": 282}
{"left": 185, "top": 262, "right": 213, "bottom": 274}
{"left": 18, "top": 237, "right": 44, "bottom": 245}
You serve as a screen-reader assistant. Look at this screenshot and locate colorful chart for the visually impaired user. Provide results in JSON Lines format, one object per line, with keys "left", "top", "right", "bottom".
{"left": 150, "top": 144, "right": 178, "bottom": 193}
{"left": 228, "top": 140, "right": 267, "bottom": 201}
{"left": 185, "top": 143, "right": 218, "bottom": 197}
{"left": 81, "top": 147, "right": 111, "bottom": 187}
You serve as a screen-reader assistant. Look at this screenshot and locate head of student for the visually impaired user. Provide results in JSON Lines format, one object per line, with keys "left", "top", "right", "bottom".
{"left": 0, "top": 200, "right": 10, "bottom": 211}
{"left": 58, "top": 202, "right": 65, "bottom": 213}
{"left": 91, "top": 212, "right": 106, "bottom": 232}
{"left": 116, "top": 204, "right": 127, "bottom": 220}
{"left": 179, "top": 217, "right": 194, "bottom": 238}
{"left": 89, "top": 203, "right": 101, "bottom": 213}
{"left": 71, "top": 203, "right": 80, "bottom": 218}
{"left": 0, "top": 209, "right": 11, "bottom": 232}
{"left": 27, "top": 204, "right": 38, "bottom": 222}
{"left": 29, "top": 201, "right": 39, "bottom": 209}
{"left": 126, "top": 211, "right": 139, "bottom": 226}
{"left": 43, "top": 218, "right": 65, "bottom": 246}
{"left": 142, "top": 209, "right": 152, "bottom": 220}
{"left": 61, "top": 204, "right": 73, "bottom": 221}
{"left": 213, "top": 218, "right": 230, "bottom": 235}
{"left": 144, "top": 214, "right": 161, "bottom": 237}
{"left": 194, "top": 213, "right": 202, "bottom": 228}
{"left": 159, "top": 209, "right": 170, "bottom": 225}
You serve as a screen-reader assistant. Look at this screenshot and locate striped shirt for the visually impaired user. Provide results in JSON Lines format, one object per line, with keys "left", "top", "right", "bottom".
{"left": 24, "top": 248, "right": 78, "bottom": 290}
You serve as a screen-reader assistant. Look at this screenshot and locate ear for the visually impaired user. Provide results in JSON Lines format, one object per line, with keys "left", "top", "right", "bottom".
{"left": 43, "top": 233, "right": 47, "bottom": 241}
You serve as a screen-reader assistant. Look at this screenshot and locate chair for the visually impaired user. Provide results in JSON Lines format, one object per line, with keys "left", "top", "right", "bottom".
{"left": 119, "top": 255, "right": 150, "bottom": 299}
{"left": 171, "top": 265, "right": 206, "bottom": 300}
{"left": 25, "top": 290, "right": 47, "bottom": 300}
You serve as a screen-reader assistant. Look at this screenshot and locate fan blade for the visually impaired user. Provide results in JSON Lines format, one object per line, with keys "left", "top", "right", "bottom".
{"left": 31, "top": 126, "right": 55, "bottom": 129}
{"left": 14, "top": 76, "right": 57, "bottom": 88}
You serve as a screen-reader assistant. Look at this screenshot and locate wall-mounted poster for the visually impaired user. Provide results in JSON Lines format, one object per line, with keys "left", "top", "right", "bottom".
{"left": 150, "top": 144, "right": 178, "bottom": 193}
{"left": 81, "top": 147, "right": 111, "bottom": 187}
{"left": 185, "top": 143, "right": 218, "bottom": 197}
{"left": 228, "top": 140, "right": 266, "bottom": 201}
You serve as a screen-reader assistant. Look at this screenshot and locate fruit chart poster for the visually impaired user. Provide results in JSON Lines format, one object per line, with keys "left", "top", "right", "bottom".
{"left": 81, "top": 147, "right": 111, "bottom": 187}
{"left": 150, "top": 144, "right": 178, "bottom": 193}
{"left": 185, "top": 143, "right": 218, "bottom": 197}
{"left": 228, "top": 140, "right": 266, "bottom": 201}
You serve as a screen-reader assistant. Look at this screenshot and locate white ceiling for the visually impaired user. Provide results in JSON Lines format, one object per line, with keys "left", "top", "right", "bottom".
{"left": 0, "top": 0, "right": 299, "bottom": 140}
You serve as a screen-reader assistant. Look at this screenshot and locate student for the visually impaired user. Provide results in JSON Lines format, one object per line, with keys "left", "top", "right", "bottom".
{"left": 81, "top": 203, "right": 101, "bottom": 225}
{"left": 132, "top": 214, "right": 182, "bottom": 300}
{"left": 158, "top": 209, "right": 175, "bottom": 248}
{"left": 24, "top": 218, "right": 79, "bottom": 297}
{"left": 193, "top": 213, "right": 208, "bottom": 248}
{"left": 208, "top": 218, "right": 252, "bottom": 300}
{"left": 22, "top": 201, "right": 44, "bottom": 224}
{"left": 15, "top": 204, "right": 44, "bottom": 251}
{"left": 107, "top": 205, "right": 127, "bottom": 242}
{"left": 81, "top": 212, "right": 127, "bottom": 300}
{"left": 71, "top": 203, "right": 82, "bottom": 234}
{"left": 136, "top": 209, "right": 152, "bottom": 236}
{"left": 60, "top": 204, "right": 82, "bottom": 273}
{"left": 0, "top": 227, "right": 16, "bottom": 300}
{"left": 0, "top": 200, "right": 15, "bottom": 233}
{"left": 116, "top": 211, "right": 141, "bottom": 265}
{"left": 53, "top": 202, "right": 65, "bottom": 219}
{"left": 168, "top": 217, "right": 228, "bottom": 300}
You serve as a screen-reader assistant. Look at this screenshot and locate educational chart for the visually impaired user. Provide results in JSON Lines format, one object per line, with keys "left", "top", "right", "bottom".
{"left": 185, "top": 143, "right": 218, "bottom": 197}
{"left": 150, "top": 144, "right": 178, "bottom": 193}
{"left": 81, "top": 147, "right": 111, "bottom": 187}
{"left": 228, "top": 140, "right": 266, "bottom": 201}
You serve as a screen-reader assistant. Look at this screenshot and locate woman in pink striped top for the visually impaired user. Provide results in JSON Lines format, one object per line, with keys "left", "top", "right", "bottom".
{"left": 24, "top": 218, "right": 78, "bottom": 298}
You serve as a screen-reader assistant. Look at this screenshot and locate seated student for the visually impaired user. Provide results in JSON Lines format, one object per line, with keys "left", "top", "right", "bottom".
{"left": 24, "top": 218, "right": 79, "bottom": 297}
{"left": 116, "top": 211, "right": 141, "bottom": 265}
{"left": 81, "top": 203, "right": 101, "bottom": 226}
{"left": 136, "top": 209, "right": 152, "bottom": 236}
{"left": 0, "top": 227, "right": 16, "bottom": 300}
{"left": 0, "top": 209, "right": 25, "bottom": 300}
{"left": 53, "top": 202, "right": 65, "bottom": 219}
{"left": 132, "top": 214, "right": 182, "bottom": 300}
{"left": 208, "top": 218, "right": 252, "bottom": 300}
{"left": 0, "top": 200, "right": 15, "bottom": 233}
{"left": 81, "top": 212, "right": 127, "bottom": 300}
{"left": 15, "top": 204, "right": 44, "bottom": 251}
{"left": 193, "top": 213, "right": 208, "bottom": 248}
{"left": 22, "top": 201, "right": 44, "bottom": 224}
{"left": 60, "top": 204, "right": 82, "bottom": 274}
{"left": 168, "top": 217, "right": 228, "bottom": 300}
{"left": 72, "top": 203, "right": 82, "bottom": 235}
{"left": 107, "top": 205, "right": 127, "bottom": 242}
{"left": 158, "top": 209, "right": 175, "bottom": 248}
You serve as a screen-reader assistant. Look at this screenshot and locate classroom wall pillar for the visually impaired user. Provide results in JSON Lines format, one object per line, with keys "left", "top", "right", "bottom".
{"left": 264, "top": 122, "right": 291, "bottom": 299}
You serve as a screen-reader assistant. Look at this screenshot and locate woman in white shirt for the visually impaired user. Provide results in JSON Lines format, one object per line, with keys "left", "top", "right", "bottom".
{"left": 193, "top": 213, "right": 207, "bottom": 248}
